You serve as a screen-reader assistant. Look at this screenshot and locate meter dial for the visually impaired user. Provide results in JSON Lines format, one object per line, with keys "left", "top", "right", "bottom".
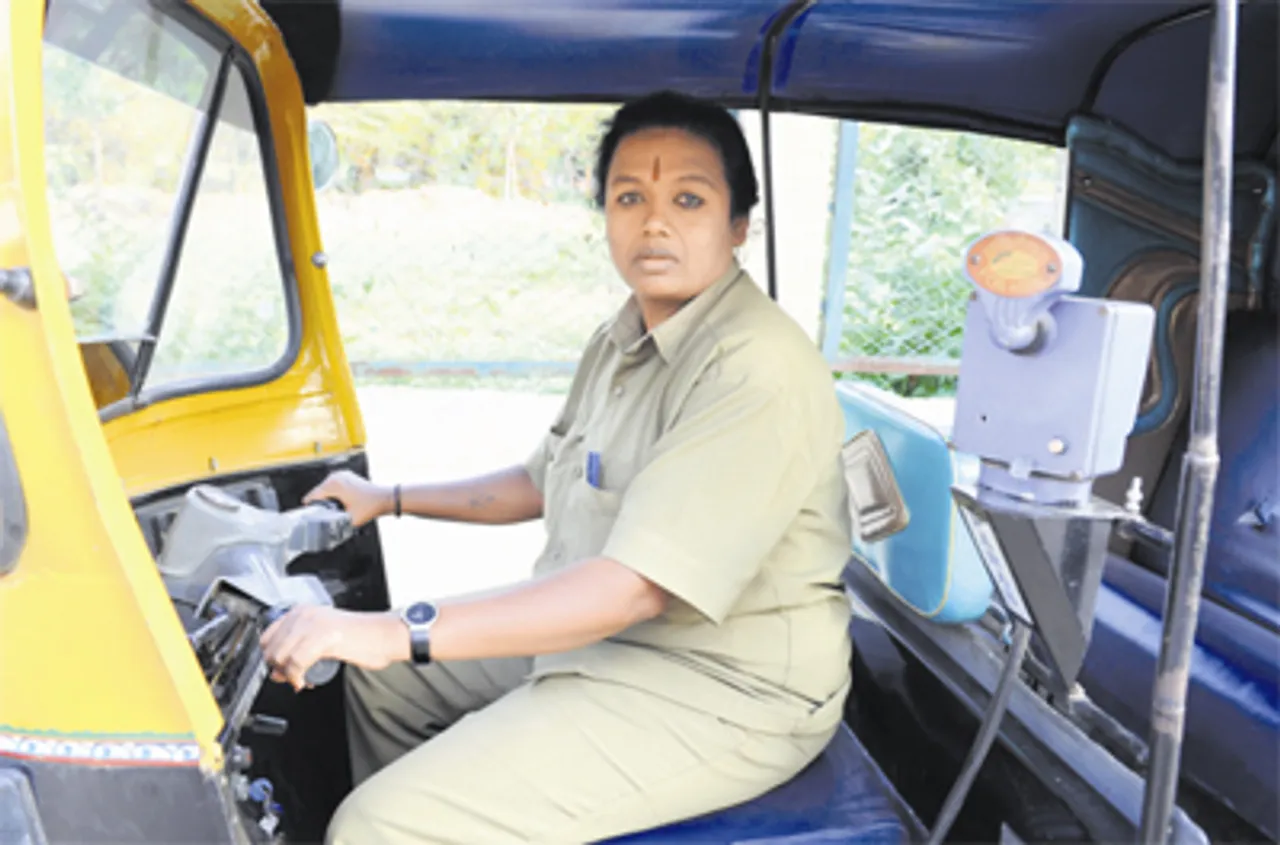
{"left": 965, "top": 231, "right": 1062, "bottom": 298}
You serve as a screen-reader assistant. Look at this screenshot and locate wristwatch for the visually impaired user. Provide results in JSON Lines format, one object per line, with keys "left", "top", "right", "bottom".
{"left": 399, "top": 601, "right": 439, "bottom": 665}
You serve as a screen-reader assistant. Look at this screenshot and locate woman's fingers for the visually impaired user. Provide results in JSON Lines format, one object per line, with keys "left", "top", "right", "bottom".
{"left": 261, "top": 606, "right": 344, "bottom": 691}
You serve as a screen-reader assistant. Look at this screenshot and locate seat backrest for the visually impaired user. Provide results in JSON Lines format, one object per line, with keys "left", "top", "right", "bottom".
{"left": 1136, "top": 309, "right": 1279, "bottom": 628}
{"left": 836, "top": 382, "right": 991, "bottom": 623}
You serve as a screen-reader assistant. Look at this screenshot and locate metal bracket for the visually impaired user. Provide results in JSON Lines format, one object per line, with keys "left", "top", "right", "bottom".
{"left": 0, "top": 268, "right": 35, "bottom": 308}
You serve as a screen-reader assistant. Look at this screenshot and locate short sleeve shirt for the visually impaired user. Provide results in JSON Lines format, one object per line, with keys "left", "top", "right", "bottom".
{"left": 524, "top": 262, "right": 854, "bottom": 735}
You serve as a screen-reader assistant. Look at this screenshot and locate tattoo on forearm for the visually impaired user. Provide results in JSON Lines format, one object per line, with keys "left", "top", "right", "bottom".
{"left": 468, "top": 494, "right": 495, "bottom": 510}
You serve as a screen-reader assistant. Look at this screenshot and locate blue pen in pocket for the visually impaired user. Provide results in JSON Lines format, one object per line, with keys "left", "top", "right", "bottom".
{"left": 586, "top": 451, "right": 602, "bottom": 488}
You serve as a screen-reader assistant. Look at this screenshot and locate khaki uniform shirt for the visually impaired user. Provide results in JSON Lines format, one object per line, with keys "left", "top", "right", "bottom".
{"left": 524, "top": 262, "right": 853, "bottom": 735}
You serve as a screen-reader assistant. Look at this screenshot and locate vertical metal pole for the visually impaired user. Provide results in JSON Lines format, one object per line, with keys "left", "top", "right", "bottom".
{"left": 760, "top": 101, "right": 779, "bottom": 302}
{"left": 756, "top": 0, "right": 815, "bottom": 302}
{"left": 1138, "top": 1, "right": 1236, "bottom": 841}
{"left": 821, "top": 120, "right": 858, "bottom": 359}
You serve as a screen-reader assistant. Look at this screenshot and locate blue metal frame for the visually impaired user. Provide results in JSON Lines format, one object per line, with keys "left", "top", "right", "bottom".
{"left": 821, "top": 121, "right": 859, "bottom": 360}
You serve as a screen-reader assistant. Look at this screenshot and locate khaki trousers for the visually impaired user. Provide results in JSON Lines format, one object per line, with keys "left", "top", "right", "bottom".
{"left": 326, "top": 658, "right": 841, "bottom": 845}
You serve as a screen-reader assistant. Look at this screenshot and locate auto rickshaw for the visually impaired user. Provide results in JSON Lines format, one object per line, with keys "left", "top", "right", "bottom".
{"left": 1, "top": 0, "right": 1275, "bottom": 843}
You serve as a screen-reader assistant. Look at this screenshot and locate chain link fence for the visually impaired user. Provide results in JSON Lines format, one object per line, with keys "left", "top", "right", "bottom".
{"left": 831, "top": 124, "right": 1067, "bottom": 397}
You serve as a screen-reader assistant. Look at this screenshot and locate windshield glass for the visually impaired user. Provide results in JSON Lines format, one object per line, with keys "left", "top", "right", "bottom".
{"left": 42, "top": 0, "right": 293, "bottom": 404}
{"left": 42, "top": 0, "right": 219, "bottom": 352}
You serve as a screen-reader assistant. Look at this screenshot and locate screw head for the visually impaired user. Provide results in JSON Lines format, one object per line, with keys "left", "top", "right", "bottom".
{"left": 1048, "top": 437, "right": 1067, "bottom": 455}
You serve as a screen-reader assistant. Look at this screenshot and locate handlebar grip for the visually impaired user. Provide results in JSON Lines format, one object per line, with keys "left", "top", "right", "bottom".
{"left": 263, "top": 605, "right": 341, "bottom": 687}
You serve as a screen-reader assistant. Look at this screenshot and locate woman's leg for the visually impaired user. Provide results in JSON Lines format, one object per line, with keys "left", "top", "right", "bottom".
{"left": 328, "top": 674, "right": 842, "bottom": 845}
{"left": 344, "top": 657, "right": 533, "bottom": 784}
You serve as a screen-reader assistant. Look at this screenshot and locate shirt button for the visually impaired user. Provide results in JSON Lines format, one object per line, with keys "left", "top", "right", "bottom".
{"left": 613, "top": 384, "right": 625, "bottom": 398}
{"left": 573, "top": 466, "right": 583, "bottom": 478}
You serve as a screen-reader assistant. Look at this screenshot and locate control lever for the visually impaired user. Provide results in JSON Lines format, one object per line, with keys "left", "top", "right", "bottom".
{"left": 243, "top": 714, "right": 289, "bottom": 738}
{"left": 262, "top": 605, "right": 341, "bottom": 688}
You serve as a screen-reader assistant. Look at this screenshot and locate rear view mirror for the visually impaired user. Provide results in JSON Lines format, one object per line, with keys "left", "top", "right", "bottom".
{"left": 842, "top": 429, "right": 910, "bottom": 542}
{"left": 307, "top": 119, "right": 340, "bottom": 192}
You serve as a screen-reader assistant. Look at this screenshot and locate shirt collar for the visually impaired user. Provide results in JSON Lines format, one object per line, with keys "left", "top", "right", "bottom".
{"left": 607, "top": 260, "right": 746, "bottom": 363}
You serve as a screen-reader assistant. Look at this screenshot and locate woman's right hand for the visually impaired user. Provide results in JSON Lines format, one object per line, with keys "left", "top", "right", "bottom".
{"left": 302, "top": 470, "right": 393, "bottom": 527}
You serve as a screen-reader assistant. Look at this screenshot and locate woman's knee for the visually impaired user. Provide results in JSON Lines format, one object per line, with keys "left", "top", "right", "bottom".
{"left": 326, "top": 785, "right": 380, "bottom": 845}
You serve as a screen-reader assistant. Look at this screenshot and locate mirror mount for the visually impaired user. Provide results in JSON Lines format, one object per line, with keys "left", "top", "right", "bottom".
{"left": 307, "top": 119, "right": 340, "bottom": 192}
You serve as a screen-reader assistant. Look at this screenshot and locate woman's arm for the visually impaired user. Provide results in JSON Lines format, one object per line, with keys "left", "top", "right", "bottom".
{"left": 399, "top": 465, "right": 544, "bottom": 524}
{"left": 303, "top": 465, "right": 543, "bottom": 526}
{"left": 260, "top": 558, "right": 668, "bottom": 688}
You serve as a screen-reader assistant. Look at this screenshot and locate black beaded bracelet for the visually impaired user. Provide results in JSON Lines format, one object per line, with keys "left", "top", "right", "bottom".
{"left": 393, "top": 483, "right": 402, "bottom": 517}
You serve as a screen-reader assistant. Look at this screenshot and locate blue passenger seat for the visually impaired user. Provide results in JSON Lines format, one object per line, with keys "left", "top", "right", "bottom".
{"left": 1081, "top": 309, "right": 1279, "bottom": 840}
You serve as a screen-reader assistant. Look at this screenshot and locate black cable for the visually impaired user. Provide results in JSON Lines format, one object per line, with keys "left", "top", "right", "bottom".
{"left": 926, "top": 619, "right": 1033, "bottom": 845}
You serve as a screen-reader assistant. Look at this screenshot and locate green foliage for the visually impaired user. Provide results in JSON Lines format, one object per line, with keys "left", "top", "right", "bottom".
{"left": 310, "top": 102, "right": 610, "bottom": 204}
{"left": 839, "top": 124, "right": 1065, "bottom": 397}
{"left": 45, "top": 56, "right": 1065, "bottom": 397}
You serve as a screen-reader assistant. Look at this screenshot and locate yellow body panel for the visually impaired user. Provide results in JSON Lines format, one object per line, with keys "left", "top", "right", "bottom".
{"left": 0, "top": 0, "right": 219, "bottom": 760}
{"left": 0, "top": 0, "right": 360, "bottom": 765}
{"left": 105, "top": 0, "right": 366, "bottom": 499}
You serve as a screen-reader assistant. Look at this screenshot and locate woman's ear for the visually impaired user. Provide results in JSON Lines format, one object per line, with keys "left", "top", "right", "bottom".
{"left": 731, "top": 216, "right": 749, "bottom": 247}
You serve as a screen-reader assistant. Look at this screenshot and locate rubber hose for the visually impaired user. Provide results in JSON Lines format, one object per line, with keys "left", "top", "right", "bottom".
{"left": 925, "top": 619, "right": 1033, "bottom": 845}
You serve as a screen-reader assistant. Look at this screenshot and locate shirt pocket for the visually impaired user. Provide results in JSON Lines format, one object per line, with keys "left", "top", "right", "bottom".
{"left": 564, "top": 479, "right": 623, "bottom": 560}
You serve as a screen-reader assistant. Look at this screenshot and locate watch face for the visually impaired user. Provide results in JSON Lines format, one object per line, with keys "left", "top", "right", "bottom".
{"left": 405, "top": 602, "right": 437, "bottom": 626}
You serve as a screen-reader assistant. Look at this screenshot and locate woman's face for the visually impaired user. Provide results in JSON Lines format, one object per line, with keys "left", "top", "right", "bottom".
{"left": 603, "top": 127, "right": 748, "bottom": 326}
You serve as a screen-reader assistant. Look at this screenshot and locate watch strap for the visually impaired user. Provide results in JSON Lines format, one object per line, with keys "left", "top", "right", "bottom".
{"left": 408, "top": 627, "right": 432, "bottom": 664}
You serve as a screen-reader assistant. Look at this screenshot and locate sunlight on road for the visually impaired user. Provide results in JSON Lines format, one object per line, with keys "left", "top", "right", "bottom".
{"left": 358, "top": 385, "right": 564, "bottom": 605}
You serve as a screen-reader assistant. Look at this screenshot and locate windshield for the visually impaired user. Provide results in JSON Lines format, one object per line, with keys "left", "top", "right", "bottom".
{"left": 42, "top": 0, "right": 292, "bottom": 404}
{"left": 43, "top": 0, "right": 217, "bottom": 345}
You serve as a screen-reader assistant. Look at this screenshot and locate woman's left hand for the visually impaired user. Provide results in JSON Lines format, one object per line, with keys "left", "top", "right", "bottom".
{"left": 260, "top": 605, "right": 404, "bottom": 691}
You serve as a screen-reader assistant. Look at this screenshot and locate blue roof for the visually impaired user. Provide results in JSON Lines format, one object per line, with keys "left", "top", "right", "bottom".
{"left": 263, "top": 1, "right": 1278, "bottom": 163}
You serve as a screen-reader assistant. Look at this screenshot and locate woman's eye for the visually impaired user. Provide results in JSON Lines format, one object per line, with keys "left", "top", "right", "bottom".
{"left": 676, "top": 193, "right": 705, "bottom": 209}
{"left": 615, "top": 191, "right": 642, "bottom": 206}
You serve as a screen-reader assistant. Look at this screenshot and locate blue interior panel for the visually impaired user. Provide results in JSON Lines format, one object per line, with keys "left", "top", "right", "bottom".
{"left": 835, "top": 382, "right": 991, "bottom": 623}
{"left": 330, "top": 1, "right": 781, "bottom": 102}
{"left": 303, "top": 2, "right": 1277, "bottom": 161}
{"left": 604, "top": 723, "right": 919, "bottom": 844}
{"left": 1137, "top": 310, "right": 1280, "bottom": 629}
{"left": 1082, "top": 557, "right": 1279, "bottom": 840}
{"left": 1083, "top": 307, "right": 1278, "bottom": 838}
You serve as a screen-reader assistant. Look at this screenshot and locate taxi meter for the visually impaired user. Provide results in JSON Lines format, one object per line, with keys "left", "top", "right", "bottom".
{"left": 950, "top": 231, "right": 1155, "bottom": 698}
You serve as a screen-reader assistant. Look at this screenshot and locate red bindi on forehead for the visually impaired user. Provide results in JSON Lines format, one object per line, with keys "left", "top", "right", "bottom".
{"left": 651, "top": 155, "right": 661, "bottom": 182}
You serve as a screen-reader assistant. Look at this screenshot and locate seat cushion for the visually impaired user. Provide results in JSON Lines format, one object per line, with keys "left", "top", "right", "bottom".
{"left": 836, "top": 382, "right": 992, "bottom": 623}
{"left": 1082, "top": 554, "right": 1279, "bottom": 839}
{"left": 602, "top": 724, "right": 915, "bottom": 844}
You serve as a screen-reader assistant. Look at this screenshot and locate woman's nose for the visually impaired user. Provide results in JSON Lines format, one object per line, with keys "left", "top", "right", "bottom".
{"left": 642, "top": 210, "right": 671, "bottom": 236}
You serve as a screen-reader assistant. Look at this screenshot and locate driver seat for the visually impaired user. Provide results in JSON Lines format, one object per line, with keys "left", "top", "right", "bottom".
{"left": 601, "top": 721, "right": 915, "bottom": 844}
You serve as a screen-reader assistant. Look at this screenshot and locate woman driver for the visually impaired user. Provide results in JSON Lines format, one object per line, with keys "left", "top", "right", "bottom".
{"left": 261, "top": 90, "right": 855, "bottom": 845}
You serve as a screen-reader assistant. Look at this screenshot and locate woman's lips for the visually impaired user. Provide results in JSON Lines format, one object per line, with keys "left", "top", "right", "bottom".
{"left": 636, "top": 248, "right": 677, "bottom": 273}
